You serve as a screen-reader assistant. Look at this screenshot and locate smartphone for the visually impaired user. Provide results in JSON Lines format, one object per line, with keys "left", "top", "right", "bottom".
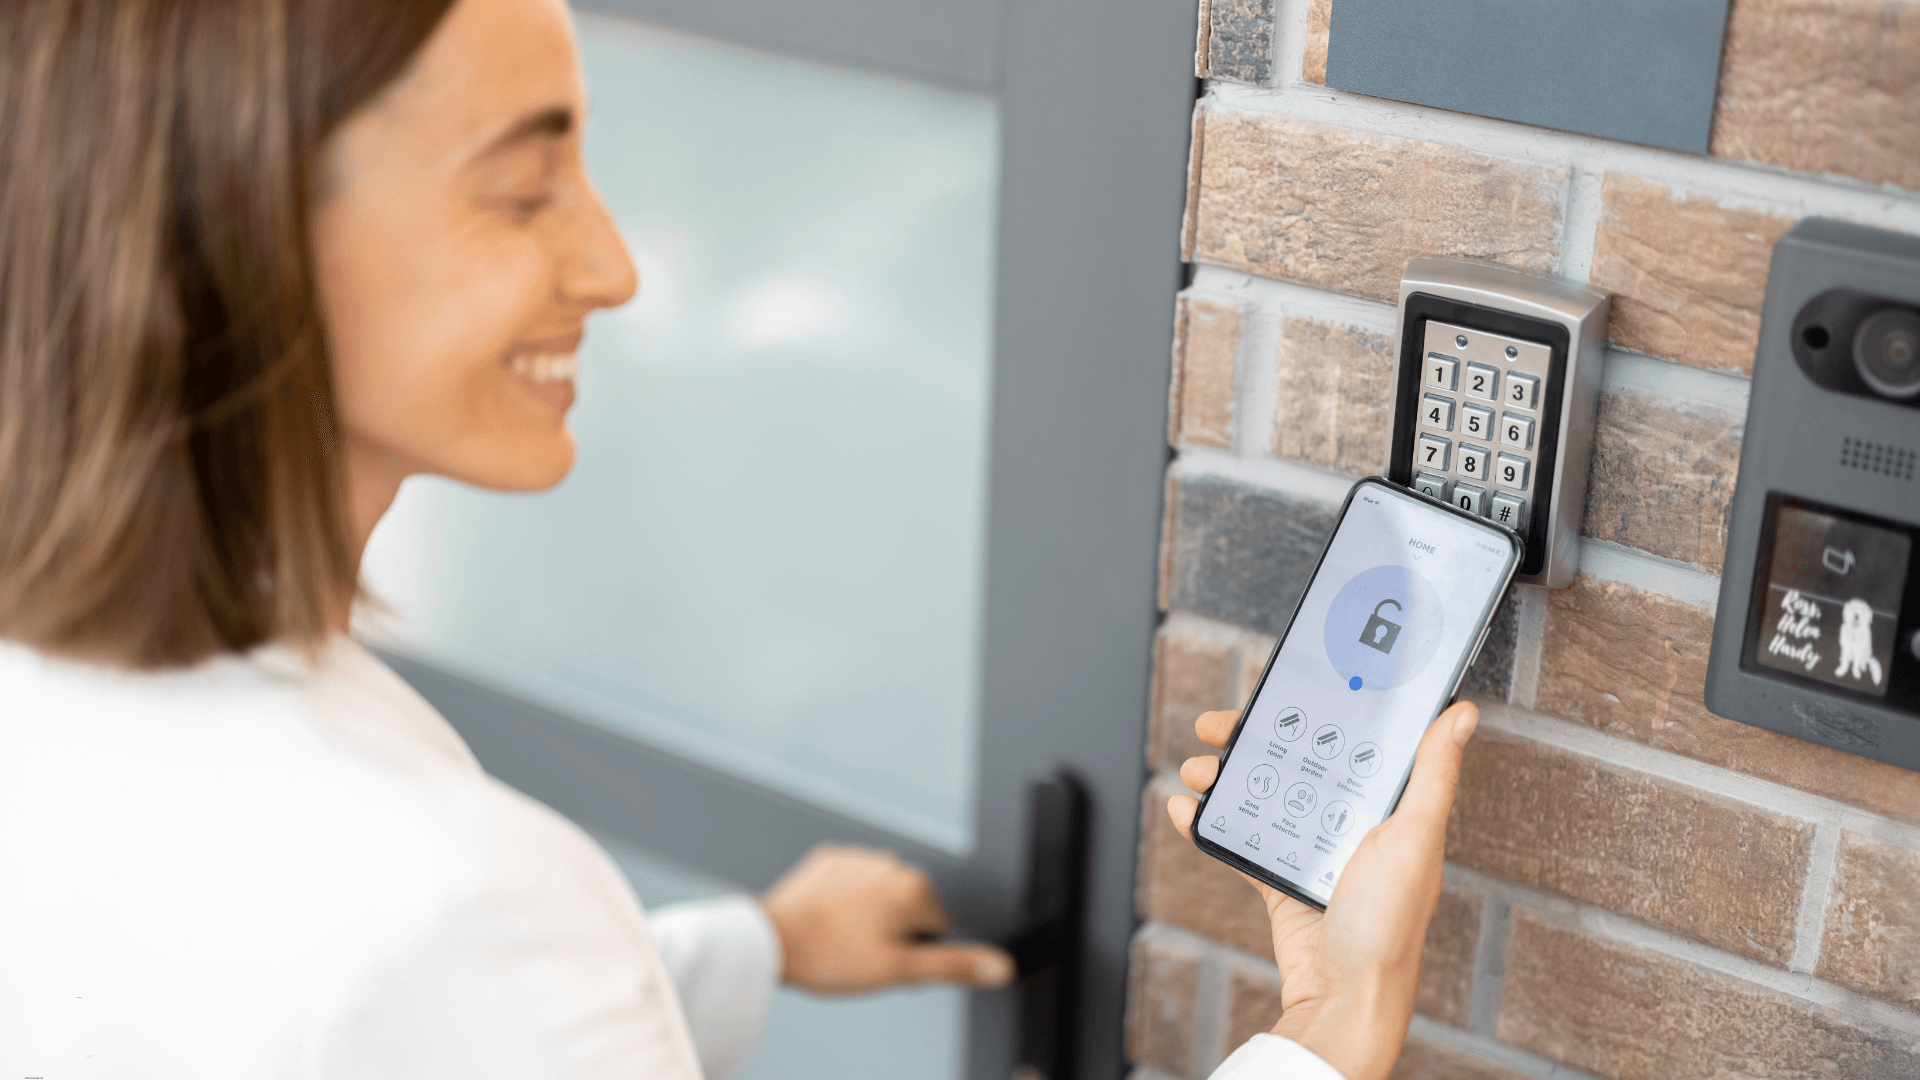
{"left": 1191, "top": 477, "right": 1522, "bottom": 909}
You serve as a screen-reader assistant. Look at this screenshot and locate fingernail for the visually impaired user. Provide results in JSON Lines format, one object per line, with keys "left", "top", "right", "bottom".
{"left": 976, "top": 952, "right": 1016, "bottom": 988}
{"left": 1452, "top": 704, "right": 1480, "bottom": 745}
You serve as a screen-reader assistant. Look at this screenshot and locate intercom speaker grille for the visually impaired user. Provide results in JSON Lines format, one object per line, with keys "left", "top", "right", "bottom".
{"left": 1838, "top": 436, "right": 1916, "bottom": 481}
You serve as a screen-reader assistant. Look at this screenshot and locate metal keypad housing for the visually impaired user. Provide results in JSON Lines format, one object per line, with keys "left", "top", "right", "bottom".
{"left": 1388, "top": 258, "right": 1610, "bottom": 588}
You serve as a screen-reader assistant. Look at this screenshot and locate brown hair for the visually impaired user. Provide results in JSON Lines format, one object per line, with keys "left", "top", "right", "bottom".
{"left": 0, "top": 0, "right": 456, "bottom": 668}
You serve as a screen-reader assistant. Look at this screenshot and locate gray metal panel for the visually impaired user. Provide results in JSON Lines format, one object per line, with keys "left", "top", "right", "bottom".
{"left": 1325, "top": 0, "right": 1730, "bottom": 154}
{"left": 573, "top": 0, "right": 1001, "bottom": 91}
{"left": 1706, "top": 218, "right": 1920, "bottom": 770}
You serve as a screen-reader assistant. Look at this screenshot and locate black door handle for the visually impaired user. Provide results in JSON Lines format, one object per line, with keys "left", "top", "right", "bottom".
{"left": 1004, "top": 771, "right": 1090, "bottom": 1080}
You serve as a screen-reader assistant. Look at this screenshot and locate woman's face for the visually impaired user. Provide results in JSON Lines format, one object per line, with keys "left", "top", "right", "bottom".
{"left": 312, "top": 0, "right": 636, "bottom": 494}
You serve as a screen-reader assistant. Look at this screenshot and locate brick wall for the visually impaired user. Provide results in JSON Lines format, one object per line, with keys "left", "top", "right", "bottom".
{"left": 1134, "top": 2, "right": 1920, "bottom": 1077}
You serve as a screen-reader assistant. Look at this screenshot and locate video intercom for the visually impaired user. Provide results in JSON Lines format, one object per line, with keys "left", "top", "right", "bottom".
{"left": 1707, "top": 218, "right": 1920, "bottom": 771}
{"left": 1386, "top": 258, "right": 1611, "bottom": 588}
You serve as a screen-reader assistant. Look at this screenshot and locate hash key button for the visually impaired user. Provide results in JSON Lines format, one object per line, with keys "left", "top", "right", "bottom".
{"left": 1490, "top": 493, "right": 1528, "bottom": 531}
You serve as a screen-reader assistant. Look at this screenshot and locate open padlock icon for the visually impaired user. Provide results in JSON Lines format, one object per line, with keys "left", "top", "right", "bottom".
{"left": 1359, "top": 598, "right": 1404, "bottom": 654}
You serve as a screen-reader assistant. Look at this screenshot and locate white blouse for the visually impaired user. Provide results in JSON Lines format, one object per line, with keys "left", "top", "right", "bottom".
{"left": 0, "top": 636, "right": 1335, "bottom": 1080}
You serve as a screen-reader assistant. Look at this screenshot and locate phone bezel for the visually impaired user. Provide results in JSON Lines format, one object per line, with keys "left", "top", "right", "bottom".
{"left": 1189, "top": 476, "right": 1523, "bottom": 911}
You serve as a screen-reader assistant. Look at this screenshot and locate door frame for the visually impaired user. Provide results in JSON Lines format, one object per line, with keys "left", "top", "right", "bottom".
{"left": 386, "top": 2, "right": 1199, "bottom": 1075}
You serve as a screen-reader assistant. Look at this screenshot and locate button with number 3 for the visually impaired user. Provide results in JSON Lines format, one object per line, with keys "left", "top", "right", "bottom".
{"left": 1505, "top": 372, "right": 1539, "bottom": 410}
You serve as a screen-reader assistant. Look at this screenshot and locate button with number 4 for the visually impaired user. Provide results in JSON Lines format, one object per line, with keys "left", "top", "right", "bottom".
{"left": 1420, "top": 394, "right": 1455, "bottom": 431}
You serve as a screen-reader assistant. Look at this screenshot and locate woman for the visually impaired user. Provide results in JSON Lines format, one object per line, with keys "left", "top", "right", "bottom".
{"left": 0, "top": 0, "right": 1472, "bottom": 1076}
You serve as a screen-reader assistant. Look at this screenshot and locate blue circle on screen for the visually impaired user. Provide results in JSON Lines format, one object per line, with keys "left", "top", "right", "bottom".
{"left": 1322, "top": 564, "right": 1445, "bottom": 692}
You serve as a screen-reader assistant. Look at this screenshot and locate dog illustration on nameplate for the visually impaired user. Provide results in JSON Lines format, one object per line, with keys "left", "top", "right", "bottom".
{"left": 1835, "top": 598, "right": 1884, "bottom": 687}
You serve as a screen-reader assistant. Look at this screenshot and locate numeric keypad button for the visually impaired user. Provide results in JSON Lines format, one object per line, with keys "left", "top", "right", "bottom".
{"left": 1463, "top": 362, "right": 1500, "bottom": 401}
{"left": 1417, "top": 434, "right": 1451, "bottom": 472}
{"left": 1420, "top": 394, "right": 1455, "bottom": 432}
{"left": 1457, "top": 442, "right": 1490, "bottom": 482}
{"left": 1459, "top": 404, "right": 1492, "bottom": 441}
{"left": 1490, "top": 493, "right": 1528, "bottom": 531}
{"left": 1505, "top": 372, "right": 1539, "bottom": 410}
{"left": 1412, "top": 472, "right": 1450, "bottom": 501}
{"left": 1500, "top": 412, "right": 1535, "bottom": 450}
{"left": 1426, "top": 353, "right": 1459, "bottom": 391}
{"left": 1495, "top": 453, "right": 1530, "bottom": 490}
{"left": 1452, "top": 482, "right": 1486, "bottom": 516}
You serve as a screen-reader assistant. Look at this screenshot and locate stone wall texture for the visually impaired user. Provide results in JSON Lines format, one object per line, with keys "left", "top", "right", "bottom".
{"left": 1139, "top": 1, "right": 1920, "bottom": 1077}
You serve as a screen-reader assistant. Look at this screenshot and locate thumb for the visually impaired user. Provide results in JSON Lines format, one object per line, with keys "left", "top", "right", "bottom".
{"left": 898, "top": 942, "right": 1017, "bottom": 989}
{"left": 1390, "top": 700, "right": 1477, "bottom": 843}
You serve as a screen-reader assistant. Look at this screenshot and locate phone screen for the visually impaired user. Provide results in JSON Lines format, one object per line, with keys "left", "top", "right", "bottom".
{"left": 1195, "top": 479, "right": 1519, "bottom": 906}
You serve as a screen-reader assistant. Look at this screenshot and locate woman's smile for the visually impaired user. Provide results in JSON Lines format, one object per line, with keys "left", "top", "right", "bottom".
{"left": 505, "top": 347, "right": 580, "bottom": 413}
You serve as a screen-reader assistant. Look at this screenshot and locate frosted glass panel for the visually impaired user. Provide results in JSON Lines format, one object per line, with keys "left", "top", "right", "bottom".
{"left": 359, "top": 12, "right": 998, "bottom": 853}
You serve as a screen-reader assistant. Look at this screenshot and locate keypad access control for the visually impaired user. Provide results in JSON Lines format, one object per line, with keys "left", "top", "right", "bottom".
{"left": 1411, "top": 319, "right": 1549, "bottom": 533}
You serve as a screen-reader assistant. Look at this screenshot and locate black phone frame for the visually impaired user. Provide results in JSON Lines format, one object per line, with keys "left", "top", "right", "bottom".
{"left": 1387, "top": 293, "right": 1569, "bottom": 581}
{"left": 1189, "top": 476, "right": 1523, "bottom": 911}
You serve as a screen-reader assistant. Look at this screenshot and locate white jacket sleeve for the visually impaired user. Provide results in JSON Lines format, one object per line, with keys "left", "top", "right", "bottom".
{"left": 1206, "top": 1034, "right": 1348, "bottom": 1080}
{"left": 648, "top": 895, "right": 784, "bottom": 1080}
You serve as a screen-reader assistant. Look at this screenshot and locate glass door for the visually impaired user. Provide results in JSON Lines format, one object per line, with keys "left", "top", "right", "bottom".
{"left": 358, "top": 0, "right": 1197, "bottom": 1076}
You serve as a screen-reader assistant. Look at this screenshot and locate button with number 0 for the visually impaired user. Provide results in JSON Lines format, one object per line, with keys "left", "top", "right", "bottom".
{"left": 1505, "top": 372, "right": 1539, "bottom": 409}
{"left": 1426, "top": 353, "right": 1459, "bottom": 391}
{"left": 1496, "top": 452, "right": 1530, "bottom": 490}
{"left": 1453, "top": 482, "right": 1486, "bottom": 516}
{"left": 1417, "top": 434, "right": 1451, "bottom": 471}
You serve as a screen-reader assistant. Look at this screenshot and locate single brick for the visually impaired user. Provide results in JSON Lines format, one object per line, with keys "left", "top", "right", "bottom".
{"left": 1190, "top": 112, "right": 1567, "bottom": 302}
{"left": 1270, "top": 316, "right": 1393, "bottom": 475}
{"left": 1206, "top": 0, "right": 1277, "bottom": 85}
{"left": 1535, "top": 572, "right": 1920, "bottom": 828}
{"left": 1302, "top": 0, "right": 1331, "bottom": 84}
{"left": 1819, "top": 831, "right": 1920, "bottom": 1009}
{"left": 1447, "top": 730, "right": 1811, "bottom": 965}
{"left": 1589, "top": 173, "right": 1795, "bottom": 374}
{"left": 1126, "top": 930, "right": 1204, "bottom": 1077}
{"left": 1388, "top": 1035, "right": 1532, "bottom": 1080}
{"left": 1162, "top": 474, "right": 1337, "bottom": 636}
{"left": 1712, "top": 0, "right": 1920, "bottom": 191}
{"left": 1149, "top": 626, "right": 1237, "bottom": 773}
{"left": 1138, "top": 783, "right": 1276, "bottom": 958}
{"left": 1460, "top": 586, "right": 1521, "bottom": 703}
{"left": 1499, "top": 912, "right": 1920, "bottom": 1080}
{"left": 1224, "top": 966, "right": 1285, "bottom": 1057}
{"left": 1582, "top": 387, "right": 1744, "bottom": 570}
{"left": 1170, "top": 294, "right": 1242, "bottom": 448}
{"left": 1417, "top": 888, "right": 1482, "bottom": 1028}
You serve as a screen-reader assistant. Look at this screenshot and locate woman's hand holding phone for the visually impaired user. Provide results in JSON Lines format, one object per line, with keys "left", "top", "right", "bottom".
{"left": 1166, "top": 700, "right": 1480, "bottom": 1080}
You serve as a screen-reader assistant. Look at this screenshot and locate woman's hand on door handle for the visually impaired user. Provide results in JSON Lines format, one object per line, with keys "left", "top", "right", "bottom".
{"left": 1165, "top": 700, "right": 1479, "bottom": 1080}
{"left": 760, "top": 844, "right": 1018, "bottom": 995}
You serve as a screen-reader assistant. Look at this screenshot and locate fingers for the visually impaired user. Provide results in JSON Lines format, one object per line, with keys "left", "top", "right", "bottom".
{"left": 1194, "top": 710, "right": 1239, "bottom": 749}
{"left": 1179, "top": 754, "right": 1220, "bottom": 794}
{"left": 896, "top": 866, "right": 953, "bottom": 937}
{"left": 1167, "top": 793, "right": 1199, "bottom": 840}
{"left": 898, "top": 942, "right": 1017, "bottom": 989}
{"left": 1390, "top": 700, "right": 1478, "bottom": 844}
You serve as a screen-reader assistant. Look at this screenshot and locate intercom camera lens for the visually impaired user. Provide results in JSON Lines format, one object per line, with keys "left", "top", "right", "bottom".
{"left": 1852, "top": 308, "right": 1920, "bottom": 399}
{"left": 1802, "top": 325, "right": 1829, "bottom": 349}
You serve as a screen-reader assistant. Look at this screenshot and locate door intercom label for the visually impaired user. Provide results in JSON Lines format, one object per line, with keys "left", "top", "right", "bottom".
{"left": 1755, "top": 502, "right": 1911, "bottom": 697}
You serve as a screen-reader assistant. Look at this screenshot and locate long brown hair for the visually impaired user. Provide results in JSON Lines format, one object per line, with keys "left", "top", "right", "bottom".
{"left": 0, "top": 0, "right": 456, "bottom": 668}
